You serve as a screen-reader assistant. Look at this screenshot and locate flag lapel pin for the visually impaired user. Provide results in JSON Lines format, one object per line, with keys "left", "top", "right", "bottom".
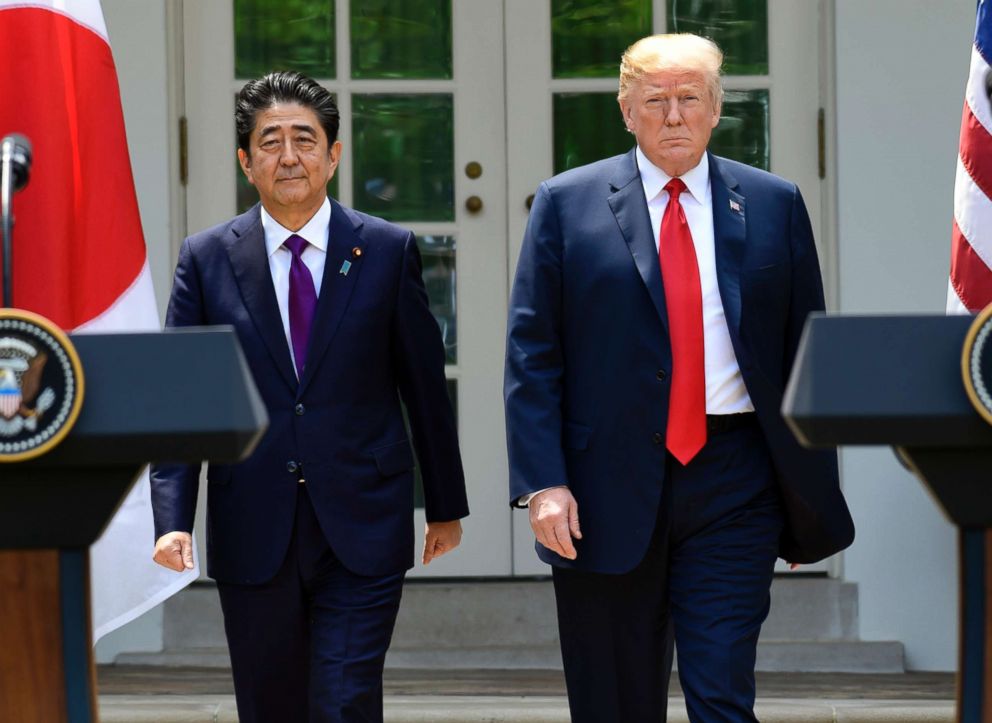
{"left": 339, "top": 259, "right": 352, "bottom": 276}
{"left": 729, "top": 199, "right": 742, "bottom": 214}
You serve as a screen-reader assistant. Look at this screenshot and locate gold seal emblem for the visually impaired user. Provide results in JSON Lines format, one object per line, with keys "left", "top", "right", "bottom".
{"left": 0, "top": 309, "right": 84, "bottom": 462}
{"left": 962, "top": 303, "right": 992, "bottom": 427}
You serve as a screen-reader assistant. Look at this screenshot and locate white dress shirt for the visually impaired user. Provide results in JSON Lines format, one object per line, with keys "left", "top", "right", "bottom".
{"left": 636, "top": 146, "right": 753, "bottom": 415}
{"left": 260, "top": 197, "right": 331, "bottom": 376}
{"left": 523, "top": 149, "right": 753, "bottom": 508}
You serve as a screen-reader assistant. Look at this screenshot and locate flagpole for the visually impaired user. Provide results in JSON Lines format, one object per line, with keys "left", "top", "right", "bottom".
{"left": 1, "top": 144, "right": 13, "bottom": 308}
{"left": 0, "top": 133, "right": 32, "bottom": 309}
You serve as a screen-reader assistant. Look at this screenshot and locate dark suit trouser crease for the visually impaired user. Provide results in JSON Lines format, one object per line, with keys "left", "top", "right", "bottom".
{"left": 217, "top": 485, "right": 405, "bottom": 723}
{"left": 552, "top": 420, "right": 783, "bottom": 723}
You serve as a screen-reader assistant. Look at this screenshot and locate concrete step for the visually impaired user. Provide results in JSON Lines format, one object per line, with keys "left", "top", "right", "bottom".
{"left": 97, "top": 695, "right": 955, "bottom": 723}
{"left": 119, "top": 577, "right": 904, "bottom": 673}
{"left": 764, "top": 577, "right": 859, "bottom": 640}
{"left": 98, "top": 668, "right": 952, "bottom": 722}
{"left": 756, "top": 641, "right": 905, "bottom": 673}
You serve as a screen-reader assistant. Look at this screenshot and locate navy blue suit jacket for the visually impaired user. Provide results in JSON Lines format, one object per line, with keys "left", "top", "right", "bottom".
{"left": 504, "top": 150, "right": 854, "bottom": 571}
{"left": 151, "top": 200, "right": 468, "bottom": 584}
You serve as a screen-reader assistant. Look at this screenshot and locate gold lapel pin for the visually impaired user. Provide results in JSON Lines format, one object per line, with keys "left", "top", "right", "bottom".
{"left": 352, "top": 247, "right": 363, "bottom": 259}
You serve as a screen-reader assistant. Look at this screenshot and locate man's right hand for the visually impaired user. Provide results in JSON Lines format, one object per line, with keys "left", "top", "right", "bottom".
{"left": 529, "top": 486, "right": 582, "bottom": 560}
{"left": 153, "top": 531, "right": 194, "bottom": 571}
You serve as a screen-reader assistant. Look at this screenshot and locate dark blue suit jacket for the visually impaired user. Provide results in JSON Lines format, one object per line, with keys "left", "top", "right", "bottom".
{"left": 504, "top": 150, "right": 854, "bottom": 572}
{"left": 151, "top": 201, "right": 468, "bottom": 584}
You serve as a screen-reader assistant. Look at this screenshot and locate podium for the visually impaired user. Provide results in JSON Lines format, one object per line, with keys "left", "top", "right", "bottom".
{"left": 0, "top": 328, "right": 267, "bottom": 723}
{"left": 783, "top": 314, "right": 992, "bottom": 723}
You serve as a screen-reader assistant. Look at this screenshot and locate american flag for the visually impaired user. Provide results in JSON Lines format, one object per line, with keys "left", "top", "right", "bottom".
{"left": 949, "top": 0, "right": 992, "bottom": 313}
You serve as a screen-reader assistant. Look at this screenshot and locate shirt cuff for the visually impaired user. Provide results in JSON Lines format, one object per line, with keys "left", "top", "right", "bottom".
{"left": 516, "top": 485, "right": 566, "bottom": 508}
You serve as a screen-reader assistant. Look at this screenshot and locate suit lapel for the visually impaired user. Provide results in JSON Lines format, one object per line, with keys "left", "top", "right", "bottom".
{"left": 709, "top": 154, "right": 746, "bottom": 344}
{"left": 608, "top": 148, "right": 669, "bottom": 333}
{"left": 224, "top": 206, "right": 298, "bottom": 392}
{"left": 298, "top": 200, "right": 366, "bottom": 395}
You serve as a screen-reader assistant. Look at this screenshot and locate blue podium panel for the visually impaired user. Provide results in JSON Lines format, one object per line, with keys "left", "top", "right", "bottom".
{"left": 783, "top": 314, "right": 992, "bottom": 448}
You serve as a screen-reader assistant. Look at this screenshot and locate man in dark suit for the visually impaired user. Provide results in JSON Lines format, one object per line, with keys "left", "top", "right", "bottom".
{"left": 504, "top": 34, "right": 854, "bottom": 722}
{"left": 150, "top": 71, "right": 468, "bottom": 723}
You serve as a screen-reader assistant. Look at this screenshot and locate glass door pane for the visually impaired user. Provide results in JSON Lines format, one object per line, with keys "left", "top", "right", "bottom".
{"left": 350, "top": 0, "right": 453, "bottom": 79}
{"left": 235, "top": 0, "right": 336, "bottom": 78}
{"left": 552, "top": 0, "right": 652, "bottom": 78}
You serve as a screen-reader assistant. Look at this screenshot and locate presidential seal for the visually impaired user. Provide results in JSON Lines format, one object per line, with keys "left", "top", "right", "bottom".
{"left": 0, "top": 309, "right": 84, "bottom": 462}
{"left": 963, "top": 303, "right": 992, "bottom": 427}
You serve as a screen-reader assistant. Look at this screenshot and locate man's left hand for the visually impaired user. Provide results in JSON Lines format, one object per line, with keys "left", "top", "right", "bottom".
{"left": 423, "top": 520, "right": 462, "bottom": 564}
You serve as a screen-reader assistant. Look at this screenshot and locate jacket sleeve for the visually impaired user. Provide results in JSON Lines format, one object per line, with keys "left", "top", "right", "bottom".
{"left": 391, "top": 232, "right": 469, "bottom": 523}
{"left": 149, "top": 237, "right": 205, "bottom": 539}
{"left": 504, "top": 181, "right": 569, "bottom": 506}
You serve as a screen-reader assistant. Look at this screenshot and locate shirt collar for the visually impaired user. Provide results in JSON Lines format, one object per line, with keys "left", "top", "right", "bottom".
{"left": 635, "top": 146, "right": 711, "bottom": 205}
{"left": 261, "top": 196, "right": 331, "bottom": 258}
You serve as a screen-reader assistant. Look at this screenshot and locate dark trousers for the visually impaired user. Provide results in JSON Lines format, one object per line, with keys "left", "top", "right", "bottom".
{"left": 552, "top": 418, "right": 783, "bottom": 723}
{"left": 217, "top": 486, "right": 405, "bottom": 723}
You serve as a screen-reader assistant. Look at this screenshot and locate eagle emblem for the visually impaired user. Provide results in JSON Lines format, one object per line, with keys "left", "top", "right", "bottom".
{"left": 0, "top": 309, "right": 84, "bottom": 462}
{"left": 0, "top": 337, "right": 54, "bottom": 434}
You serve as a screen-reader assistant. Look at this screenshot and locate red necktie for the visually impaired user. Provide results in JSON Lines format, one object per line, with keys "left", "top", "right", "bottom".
{"left": 659, "top": 178, "right": 706, "bottom": 465}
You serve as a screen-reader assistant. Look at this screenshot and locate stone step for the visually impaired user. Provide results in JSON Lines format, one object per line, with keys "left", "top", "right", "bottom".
{"left": 764, "top": 577, "right": 859, "bottom": 640}
{"left": 120, "top": 577, "right": 904, "bottom": 673}
{"left": 756, "top": 641, "right": 905, "bottom": 673}
{"left": 98, "top": 695, "right": 956, "bottom": 723}
{"left": 155, "top": 577, "right": 861, "bottom": 649}
{"left": 119, "top": 640, "right": 903, "bottom": 673}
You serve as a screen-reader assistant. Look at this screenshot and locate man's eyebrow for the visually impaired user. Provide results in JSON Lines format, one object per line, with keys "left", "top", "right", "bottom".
{"left": 258, "top": 123, "right": 318, "bottom": 137}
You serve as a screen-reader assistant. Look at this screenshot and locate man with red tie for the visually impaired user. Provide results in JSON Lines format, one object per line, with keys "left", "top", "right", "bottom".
{"left": 504, "top": 34, "right": 853, "bottom": 721}
{"left": 150, "top": 71, "right": 468, "bottom": 723}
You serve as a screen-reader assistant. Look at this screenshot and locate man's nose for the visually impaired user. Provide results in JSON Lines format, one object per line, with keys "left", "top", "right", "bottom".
{"left": 279, "top": 141, "right": 299, "bottom": 164}
{"left": 664, "top": 102, "right": 682, "bottom": 126}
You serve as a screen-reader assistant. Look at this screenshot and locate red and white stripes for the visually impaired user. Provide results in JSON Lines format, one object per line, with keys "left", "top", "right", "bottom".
{"left": 949, "top": 24, "right": 992, "bottom": 313}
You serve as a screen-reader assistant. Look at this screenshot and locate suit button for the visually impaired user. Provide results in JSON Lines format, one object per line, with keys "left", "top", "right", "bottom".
{"left": 287, "top": 460, "right": 298, "bottom": 474}
{"left": 653, "top": 432, "right": 663, "bottom": 445}
{"left": 295, "top": 403, "right": 305, "bottom": 416}
{"left": 656, "top": 369, "right": 667, "bottom": 381}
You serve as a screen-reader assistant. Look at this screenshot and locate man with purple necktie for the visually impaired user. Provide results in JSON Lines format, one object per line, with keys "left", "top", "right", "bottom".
{"left": 150, "top": 71, "right": 468, "bottom": 723}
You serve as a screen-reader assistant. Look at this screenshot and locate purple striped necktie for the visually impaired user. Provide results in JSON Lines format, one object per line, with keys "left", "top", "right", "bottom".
{"left": 284, "top": 234, "right": 317, "bottom": 379}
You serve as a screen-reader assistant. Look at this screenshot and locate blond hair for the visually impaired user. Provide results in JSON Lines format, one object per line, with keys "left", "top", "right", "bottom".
{"left": 618, "top": 34, "right": 724, "bottom": 109}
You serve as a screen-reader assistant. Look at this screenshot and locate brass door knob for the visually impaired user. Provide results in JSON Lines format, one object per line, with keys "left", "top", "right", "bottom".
{"left": 465, "top": 196, "right": 483, "bottom": 214}
{"left": 465, "top": 161, "right": 483, "bottom": 179}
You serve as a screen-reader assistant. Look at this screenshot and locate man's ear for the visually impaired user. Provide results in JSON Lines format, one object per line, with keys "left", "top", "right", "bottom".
{"left": 237, "top": 148, "right": 254, "bottom": 185}
{"left": 327, "top": 140, "right": 343, "bottom": 182}
{"left": 618, "top": 100, "right": 633, "bottom": 133}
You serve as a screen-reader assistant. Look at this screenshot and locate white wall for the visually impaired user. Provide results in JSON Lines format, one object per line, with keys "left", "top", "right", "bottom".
{"left": 104, "top": 0, "right": 176, "bottom": 318}
{"left": 834, "top": 0, "right": 974, "bottom": 670}
{"left": 93, "top": 0, "right": 175, "bottom": 664}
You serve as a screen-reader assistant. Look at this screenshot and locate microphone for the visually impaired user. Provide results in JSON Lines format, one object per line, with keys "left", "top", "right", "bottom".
{"left": 1, "top": 134, "right": 32, "bottom": 192}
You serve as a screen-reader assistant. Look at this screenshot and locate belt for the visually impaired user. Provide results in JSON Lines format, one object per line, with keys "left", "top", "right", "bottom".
{"left": 705, "top": 412, "right": 756, "bottom": 434}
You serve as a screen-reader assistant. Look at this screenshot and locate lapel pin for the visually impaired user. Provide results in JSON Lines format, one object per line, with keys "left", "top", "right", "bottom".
{"left": 339, "top": 259, "right": 352, "bottom": 276}
{"left": 729, "top": 199, "right": 742, "bottom": 214}
{"left": 352, "top": 246, "right": 363, "bottom": 259}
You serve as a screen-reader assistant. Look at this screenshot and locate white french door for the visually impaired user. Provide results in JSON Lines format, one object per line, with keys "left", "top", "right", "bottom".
{"left": 181, "top": 0, "right": 830, "bottom": 577}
